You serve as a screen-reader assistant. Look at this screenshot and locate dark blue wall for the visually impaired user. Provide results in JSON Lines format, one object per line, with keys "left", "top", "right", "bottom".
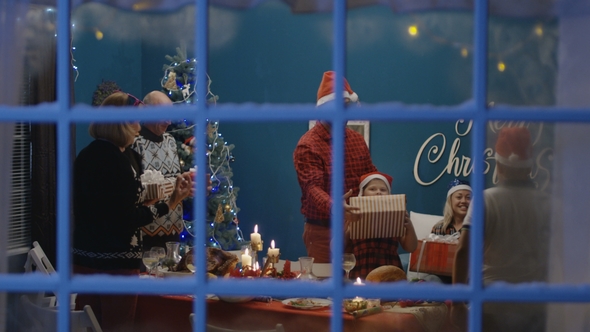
{"left": 73, "top": 2, "right": 555, "bottom": 260}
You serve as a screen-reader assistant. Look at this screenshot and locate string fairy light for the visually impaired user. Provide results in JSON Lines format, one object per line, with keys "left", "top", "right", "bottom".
{"left": 408, "top": 25, "right": 419, "bottom": 37}
{"left": 408, "top": 14, "right": 552, "bottom": 72}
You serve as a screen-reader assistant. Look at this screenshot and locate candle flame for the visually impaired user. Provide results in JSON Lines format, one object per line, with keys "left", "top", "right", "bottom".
{"left": 254, "top": 224, "right": 258, "bottom": 233}
{"left": 271, "top": 240, "right": 275, "bottom": 249}
{"left": 245, "top": 248, "right": 249, "bottom": 255}
{"left": 356, "top": 277, "right": 362, "bottom": 284}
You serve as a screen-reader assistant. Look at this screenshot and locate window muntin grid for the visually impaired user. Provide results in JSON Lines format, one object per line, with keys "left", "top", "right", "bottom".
{"left": 2, "top": 1, "right": 590, "bottom": 332}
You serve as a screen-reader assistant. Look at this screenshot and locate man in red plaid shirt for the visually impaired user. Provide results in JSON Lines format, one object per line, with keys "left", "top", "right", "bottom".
{"left": 293, "top": 71, "right": 377, "bottom": 263}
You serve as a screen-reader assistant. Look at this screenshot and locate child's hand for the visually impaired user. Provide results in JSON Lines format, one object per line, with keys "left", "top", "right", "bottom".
{"left": 343, "top": 189, "right": 360, "bottom": 223}
{"left": 403, "top": 211, "right": 414, "bottom": 229}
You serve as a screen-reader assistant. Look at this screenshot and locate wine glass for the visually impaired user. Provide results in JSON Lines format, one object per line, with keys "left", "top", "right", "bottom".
{"left": 142, "top": 251, "right": 159, "bottom": 277}
{"left": 342, "top": 253, "right": 356, "bottom": 280}
{"left": 150, "top": 246, "right": 166, "bottom": 274}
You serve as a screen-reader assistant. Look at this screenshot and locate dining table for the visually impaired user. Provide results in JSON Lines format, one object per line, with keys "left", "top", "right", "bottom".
{"left": 134, "top": 294, "right": 459, "bottom": 332}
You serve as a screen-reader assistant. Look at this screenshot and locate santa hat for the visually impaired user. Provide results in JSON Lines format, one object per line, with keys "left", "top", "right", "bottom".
{"left": 494, "top": 127, "right": 534, "bottom": 168}
{"left": 447, "top": 178, "right": 472, "bottom": 197}
{"left": 358, "top": 171, "right": 393, "bottom": 196}
{"left": 316, "top": 71, "right": 359, "bottom": 106}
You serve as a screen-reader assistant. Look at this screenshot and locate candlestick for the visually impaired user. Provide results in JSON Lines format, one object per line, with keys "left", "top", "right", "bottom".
{"left": 261, "top": 253, "right": 281, "bottom": 277}
{"left": 241, "top": 248, "right": 252, "bottom": 267}
{"left": 250, "top": 224, "right": 261, "bottom": 245}
{"left": 267, "top": 239, "right": 280, "bottom": 257}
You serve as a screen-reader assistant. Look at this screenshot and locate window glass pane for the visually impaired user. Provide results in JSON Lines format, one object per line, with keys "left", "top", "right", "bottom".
{"left": 478, "top": 121, "right": 590, "bottom": 286}
{"left": 486, "top": 15, "right": 557, "bottom": 107}
{"left": 372, "top": 120, "right": 470, "bottom": 284}
{"left": 2, "top": 121, "right": 58, "bottom": 276}
{"left": 209, "top": 1, "right": 332, "bottom": 104}
{"left": 348, "top": 9, "right": 473, "bottom": 105}
{"left": 72, "top": 3, "right": 196, "bottom": 105}
{"left": 0, "top": 4, "right": 55, "bottom": 107}
{"left": 485, "top": 1, "right": 590, "bottom": 109}
{"left": 11, "top": 293, "right": 58, "bottom": 331}
{"left": 482, "top": 301, "right": 565, "bottom": 331}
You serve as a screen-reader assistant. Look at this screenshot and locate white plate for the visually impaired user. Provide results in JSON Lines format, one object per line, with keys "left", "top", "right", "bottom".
{"left": 281, "top": 298, "right": 332, "bottom": 310}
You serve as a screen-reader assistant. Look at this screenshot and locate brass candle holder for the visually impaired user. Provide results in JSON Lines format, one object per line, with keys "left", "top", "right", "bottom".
{"left": 261, "top": 253, "right": 280, "bottom": 277}
{"left": 250, "top": 240, "right": 263, "bottom": 270}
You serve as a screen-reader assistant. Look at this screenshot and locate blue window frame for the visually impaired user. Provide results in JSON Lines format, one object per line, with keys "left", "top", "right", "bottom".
{"left": 2, "top": 0, "right": 590, "bottom": 331}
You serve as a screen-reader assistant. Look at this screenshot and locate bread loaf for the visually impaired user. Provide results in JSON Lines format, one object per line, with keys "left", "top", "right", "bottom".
{"left": 366, "top": 265, "right": 407, "bottom": 283}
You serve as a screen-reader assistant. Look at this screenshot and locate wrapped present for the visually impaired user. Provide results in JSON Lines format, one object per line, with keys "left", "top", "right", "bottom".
{"left": 140, "top": 170, "right": 174, "bottom": 200}
{"left": 349, "top": 194, "right": 406, "bottom": 240}
{"left": 409, "top": 235, "right": 458, "bottom": 276}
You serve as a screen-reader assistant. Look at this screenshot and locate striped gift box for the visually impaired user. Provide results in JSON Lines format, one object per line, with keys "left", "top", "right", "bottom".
{"left": 409, "top": 240, "right": 457, "bottom": 276}
{"left": 349, "top": 194, "right": 406, "bottom": 240}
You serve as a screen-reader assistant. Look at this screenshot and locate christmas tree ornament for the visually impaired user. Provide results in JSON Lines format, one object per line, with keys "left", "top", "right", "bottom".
{"left": 215, "top": 204, "right": 224, "bottom": 223}
{"left": 163, "top": 72, "right": 178, "bottom": 91}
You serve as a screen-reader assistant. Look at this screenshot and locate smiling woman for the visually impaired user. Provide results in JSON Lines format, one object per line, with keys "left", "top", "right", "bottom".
{"left": 431, "top": 178, "right": 472, "bottom": 236}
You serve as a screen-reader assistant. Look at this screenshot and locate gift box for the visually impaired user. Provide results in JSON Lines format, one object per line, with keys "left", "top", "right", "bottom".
{"left": 348, "top": 194, "right": 406, "bottom": 240}
{"left": 141, "top": 170, "right": 174, "bottom": 201}
{"left": 409, "top": 240, "right": 457, "bottom": 276}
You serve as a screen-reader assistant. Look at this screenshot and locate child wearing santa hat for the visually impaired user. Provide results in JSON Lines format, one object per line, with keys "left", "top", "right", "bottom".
{"left": 345, "top": 171, "right": 418, "bottom": 280}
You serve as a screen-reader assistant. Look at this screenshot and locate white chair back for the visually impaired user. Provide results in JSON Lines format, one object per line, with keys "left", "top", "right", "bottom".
{"left": 20, "top": 295, "right": 103, "bottom": 332}
{"left": 24, "top": 241, "right": 56, "bottom": 274}
{"left": 24, "top": 241, "right": 77, "bottom": 310}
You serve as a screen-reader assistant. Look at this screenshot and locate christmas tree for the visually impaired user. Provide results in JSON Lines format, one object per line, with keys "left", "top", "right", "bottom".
{"left": 161, "top": 47, "right": 244, "bottom": 250}
{"left": 92, "top": 80, "right": 121, "bottom": 106}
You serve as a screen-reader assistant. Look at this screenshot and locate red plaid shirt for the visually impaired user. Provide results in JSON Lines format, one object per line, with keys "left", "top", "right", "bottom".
{"left": 294, "top": 123, "right": 377, "bottom": 221}
{"left": 349, "top": 238, "right": 402, "bottom": 280}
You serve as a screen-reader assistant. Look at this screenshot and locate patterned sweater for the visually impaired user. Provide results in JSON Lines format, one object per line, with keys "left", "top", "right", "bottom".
{"left": 131, "top": 128, "right": 183, "bottom": 248}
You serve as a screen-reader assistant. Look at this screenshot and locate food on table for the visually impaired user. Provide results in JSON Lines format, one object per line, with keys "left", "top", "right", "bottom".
{"left": 343, "top": 299, "right": 368, "bottom": 312}
{"left": 288, "top": 298, "right": 319, "bottom": 307}
{"left": 176, "top": 247, "right": 238, "bottom": 277}
{"left": 366, "top": 265, "right": 407, "bottom": 283}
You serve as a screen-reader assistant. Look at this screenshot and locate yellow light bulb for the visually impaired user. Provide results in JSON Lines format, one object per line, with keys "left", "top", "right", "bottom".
{"left": 408, "top": 25, "right": 418, "bottom": 37}
{"left": 497, "top": 61, "right": 506, "bottom": 72}
{"left": 534, "top": 24, "right": 543, "bottom": 37}
{"left": 461, "top": 48, "right": 469, "bottom": 57}
{"left": 94, "top": 29, "right": 103, "bottom": 40}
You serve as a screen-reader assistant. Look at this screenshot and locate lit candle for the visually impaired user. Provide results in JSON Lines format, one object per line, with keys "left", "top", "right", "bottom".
{"left": 354, "top": 277, "right": 365, "bottom": 285}
{"left": 250, "top": 225, "right": 261, "bottom": 244}
{"left": 267, "top": 240, "right": 280, "bottom": 257}
{"left": 241, "top": 248, "right": 252, "bottom": 267}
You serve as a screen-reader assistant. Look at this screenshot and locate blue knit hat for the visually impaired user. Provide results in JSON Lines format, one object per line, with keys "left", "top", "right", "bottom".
{"left": 447, "top": 178, "right": 472, "bottom": 197}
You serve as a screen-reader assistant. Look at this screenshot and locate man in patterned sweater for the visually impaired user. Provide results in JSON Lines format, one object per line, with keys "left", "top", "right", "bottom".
{"left": 131, "top": 91, "right": 187, "bottom": 250}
